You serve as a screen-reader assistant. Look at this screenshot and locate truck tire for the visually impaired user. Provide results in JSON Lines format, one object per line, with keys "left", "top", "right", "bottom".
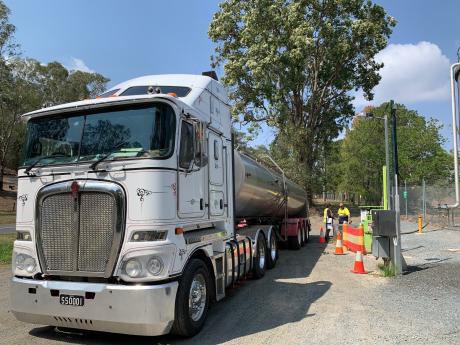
{"left": 172, "top": 259, "right": 211, "bottom": 337}
{"left": 300, "top": 225, "right": 306, "bottom": 247}
{"left": 304, "top": 223, "right": 310, "bottom": 243}
{"left": 266, "top": 231, "right": 278, "bottom": 269}
{"left": 252, "top": 232, "right": 267, "bottom": 279}
{"left": 288, "top": 229, "right": 302, "bottom": 250}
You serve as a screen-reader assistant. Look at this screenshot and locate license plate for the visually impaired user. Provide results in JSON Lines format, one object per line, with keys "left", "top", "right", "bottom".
{"left": 59, "top": 294, "right": 84, "bottom": 307}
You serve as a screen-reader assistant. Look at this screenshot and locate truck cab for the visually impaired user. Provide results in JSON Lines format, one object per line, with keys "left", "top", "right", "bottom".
{"left": 11, "top": 74, "right": 235, "bottom": 336}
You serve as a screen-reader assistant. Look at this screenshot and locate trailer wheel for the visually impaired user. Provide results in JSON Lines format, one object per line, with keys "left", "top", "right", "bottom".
{"left": 288, "top": 229, "right": 302, "bottom": 250}
{"left": 304, "top": 223, "right": 310, "bottom": 243}
{"left": 266, "top": 231, "right": 278, "bottom": 269}
{"left": 300, "top": 225, "right": 306, "bottom": 247}
{"left": 172, "top": 259, "right": 211, "bottom": 337}
{"left": 253, "top": 232, "right": 267, "bottom": 279}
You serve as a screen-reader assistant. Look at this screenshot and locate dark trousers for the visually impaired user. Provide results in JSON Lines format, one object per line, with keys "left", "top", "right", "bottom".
{"left": 338, "top": 216, "right": 349, "bottom": 224}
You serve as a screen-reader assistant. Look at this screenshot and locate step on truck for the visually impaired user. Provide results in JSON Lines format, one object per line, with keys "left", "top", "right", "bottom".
{"left": 10, "top": 72, "right": 310, "bottom": 337}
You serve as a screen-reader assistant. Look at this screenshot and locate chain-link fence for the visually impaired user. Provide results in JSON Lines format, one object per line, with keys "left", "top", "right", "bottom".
{"left": 315, "top": 183, "right": 460, "bottom": 227}
{"left": 398, "top": 183, "right": 460, "bottom": 227}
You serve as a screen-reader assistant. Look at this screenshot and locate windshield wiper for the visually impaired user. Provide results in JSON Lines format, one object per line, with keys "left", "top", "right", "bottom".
{"left": 90, "top": 141, "right": 128, "bottom": 171}
{"left": 24, "top": 153, "right": 69, "bottom": 175}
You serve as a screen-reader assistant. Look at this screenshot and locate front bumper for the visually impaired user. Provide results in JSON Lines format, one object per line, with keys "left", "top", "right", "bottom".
{"left": 10, "top": 277, "right": 178, "bottom": 336}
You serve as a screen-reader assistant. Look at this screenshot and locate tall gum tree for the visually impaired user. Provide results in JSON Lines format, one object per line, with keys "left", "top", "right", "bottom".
{"left": 209, "top": 0, "right": 395, "bottom": 198}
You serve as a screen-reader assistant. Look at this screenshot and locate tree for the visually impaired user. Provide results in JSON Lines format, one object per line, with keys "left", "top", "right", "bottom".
{"left": 338, "top": 103, "right": 452, "bottom": 204}
{"left": 0, "top": 0, "right": 19, "bottom": 190}
{"left": 209, "top": 0, "right": 395, "bottom": 198}
{"left": 0, "top": 1, "right": 109, "bottom": 190}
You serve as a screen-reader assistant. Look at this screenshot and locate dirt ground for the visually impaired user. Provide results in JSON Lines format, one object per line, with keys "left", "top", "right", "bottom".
{"left": 0, "top": 215, "right": 458, "bottom": 344}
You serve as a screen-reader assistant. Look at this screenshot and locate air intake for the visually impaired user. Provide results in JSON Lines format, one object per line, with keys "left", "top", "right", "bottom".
{"left": 202, "top": 71, "right": 218, "bottom": 81}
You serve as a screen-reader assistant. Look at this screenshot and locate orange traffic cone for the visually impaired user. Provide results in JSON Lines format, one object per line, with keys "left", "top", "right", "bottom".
{"left": 319, "top": 227, "right": 326, "bottom": 243}
{"left": 351, "top": 251, "right": 367, "bottom": 274}
{"left": 334, "top": 232, "right": 344, "bottom": 255}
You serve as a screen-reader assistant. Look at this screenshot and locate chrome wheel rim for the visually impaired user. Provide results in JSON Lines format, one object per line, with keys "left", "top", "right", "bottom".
{"left": 188, "top": 273, "right": 207, "bottom": 322}
{"left": 270, "top": 235, "right": 277, "bottom": 261}
{"left": 258, "top": 240, "right": 266, "bottom": 269}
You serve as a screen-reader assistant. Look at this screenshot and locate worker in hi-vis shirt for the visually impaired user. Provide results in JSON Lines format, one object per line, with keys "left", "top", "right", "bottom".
{"left": 337, "top": 203, "right": 351, "bottom": 224}
{"left": 323, "top": 203, "right": 335, "bottom": 240}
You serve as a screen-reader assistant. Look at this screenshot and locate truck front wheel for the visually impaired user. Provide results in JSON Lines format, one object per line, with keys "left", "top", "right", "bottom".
{"left": 172, "top": 259, "right": 211, "bottom": 337}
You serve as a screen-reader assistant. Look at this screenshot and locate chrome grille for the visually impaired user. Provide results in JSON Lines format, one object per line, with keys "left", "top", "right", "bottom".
{"left": 78, "top": 193, "right": 116, "bottom": 272}
{"left": 41, "top": 194, "right": 77, "bottom": 271}
{"left": 37, "top": 180, "right": 124, "bottom": 277}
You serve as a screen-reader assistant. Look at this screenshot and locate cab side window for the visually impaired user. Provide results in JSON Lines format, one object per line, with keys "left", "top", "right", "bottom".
{"left": 179, "top": 121, "right": 194, "bottom": 169}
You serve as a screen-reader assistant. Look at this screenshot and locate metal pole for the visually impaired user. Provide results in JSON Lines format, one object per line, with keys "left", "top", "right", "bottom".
{"left": 405, "top": 180, "right": 408, "bottom": 219}
{"left": 422, "top": 179, "right": 426, "bottom": 220}
{"left": 383, "top": 165, "right": 388, "bottom": 210}
{"left": 384, "top": 114, "right": 391, "bottom": 210}
{"left": 231, "top": 131, "right": 237, "bottom": 241}
{"left": 391, "top": 100, "right": 402, "bottom": 275}
{"left": 447, "top": 63, "right": 460, "bottom": 209}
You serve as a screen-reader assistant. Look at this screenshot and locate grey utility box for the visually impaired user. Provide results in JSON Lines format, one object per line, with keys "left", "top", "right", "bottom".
{"left": 371, "top": 210, "right": 396, "bottom": 236}
{"left": 372, "top": 236, "right": 390, "bottom": 258}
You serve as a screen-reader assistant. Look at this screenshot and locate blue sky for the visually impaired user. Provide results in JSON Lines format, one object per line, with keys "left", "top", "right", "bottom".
{"left": 4, "top": 0, "right": 460, "bottom": 147}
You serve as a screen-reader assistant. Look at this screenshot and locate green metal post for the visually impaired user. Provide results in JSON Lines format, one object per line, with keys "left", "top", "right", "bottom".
{"left": 383, "top": 165, "right": 388, "bottom": 210}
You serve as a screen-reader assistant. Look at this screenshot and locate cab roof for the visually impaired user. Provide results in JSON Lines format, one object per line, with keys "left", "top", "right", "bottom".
{"left": 22, "top": 74, "right": 229, "bottom": 119}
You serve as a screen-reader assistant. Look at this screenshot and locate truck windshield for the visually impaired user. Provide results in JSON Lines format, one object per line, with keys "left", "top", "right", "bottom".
{"left": 22, "top": 103, "right": 176, "bottom": 168}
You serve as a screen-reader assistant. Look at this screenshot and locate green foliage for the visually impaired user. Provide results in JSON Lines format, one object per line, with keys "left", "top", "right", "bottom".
{"left": 337, "top": 103, "right": 452, "bottom": 204}
{"left": 209, "top": 0, "right": 395, "bottom": 197}
{"left": 0, "top": 0, "right": 109, "bottom": 184}
{"left": 378, "top": 260, "right": 395, "bottom": 277}
{"left": 0, "top": 233, "right": 15, "bottom": 264}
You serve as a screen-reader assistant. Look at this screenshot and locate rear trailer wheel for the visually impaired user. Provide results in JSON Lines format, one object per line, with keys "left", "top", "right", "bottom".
{"left": 304, "top": 223, "right": 310, "bottom": 243}
{"left": 288, "top": 229, "right": 302, "bottom": 250}
{"left": 266, "top": 231, "right": 278, "bottom": 269}
{"left": 300, "top": 225, "right": 306, "bottom": 247}
{"left": 253, "top": 232, "right": 267, "bottom": 279}
{"left": 172, "top": 259, "right": 211, "bottom": 337}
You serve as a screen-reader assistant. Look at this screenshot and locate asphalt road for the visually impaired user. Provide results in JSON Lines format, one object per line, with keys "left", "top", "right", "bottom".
{"left": 0, "top": 225, "right": 15, "bottom": 234}
{"left": 0, "top": 216, "right": 458, "bottom": 344}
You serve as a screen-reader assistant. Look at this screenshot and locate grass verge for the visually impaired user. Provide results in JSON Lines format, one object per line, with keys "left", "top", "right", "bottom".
{"left": 0, "top": 211, "right": 15, "bottom": 225}
{"left": 0, "top": 233, "right": 15, "bottom": 264}
{"left": 378, "top": 261, "right": 395, "bottom": 277}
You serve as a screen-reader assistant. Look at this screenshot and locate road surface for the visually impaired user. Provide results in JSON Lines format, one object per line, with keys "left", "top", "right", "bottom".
{"left": 0, "top": 216, "right": 458, "bottom": 344}
{"left": 0, "top": 225, "right": 15, "bottom": 234}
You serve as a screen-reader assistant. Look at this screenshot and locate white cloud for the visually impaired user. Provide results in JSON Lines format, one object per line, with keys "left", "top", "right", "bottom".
{"left": 354, "top": 41, "right": 451, "bottom": 109}
{"left": 66, "top": 57, "right": 94, "bottom": 73}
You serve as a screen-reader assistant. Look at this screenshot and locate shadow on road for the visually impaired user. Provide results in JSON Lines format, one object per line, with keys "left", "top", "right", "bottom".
{"left": 29, "top": 236, "right": 329, "bottom": 345}
{"left": 403, "top": 258, "right": 452, "bottom": 275}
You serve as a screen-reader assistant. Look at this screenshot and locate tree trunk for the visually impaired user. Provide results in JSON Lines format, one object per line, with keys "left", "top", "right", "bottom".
{"left": 0, "top": 166, "right": 4, "bottom": 192}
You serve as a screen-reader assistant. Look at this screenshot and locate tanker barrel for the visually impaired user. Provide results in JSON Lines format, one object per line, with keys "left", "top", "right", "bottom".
{"left": 234, "top": 151, "right": 307, "bottom": 219}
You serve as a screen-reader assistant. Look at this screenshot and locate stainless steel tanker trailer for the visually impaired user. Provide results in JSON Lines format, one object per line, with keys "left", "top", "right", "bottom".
{"left": 10, "top": 73, "right": 310, "bottom": 337}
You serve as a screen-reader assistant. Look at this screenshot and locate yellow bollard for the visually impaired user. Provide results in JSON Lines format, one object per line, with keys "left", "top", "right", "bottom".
{"left": 418, "top": 215, "right": 423, "bottom": 234}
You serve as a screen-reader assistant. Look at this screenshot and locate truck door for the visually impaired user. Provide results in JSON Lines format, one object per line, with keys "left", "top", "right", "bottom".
{"left": 178, "top": 120, "right": 206, "bottom": 218}
{"left": 208, "top": 131, "right": 226, "bottom": 217}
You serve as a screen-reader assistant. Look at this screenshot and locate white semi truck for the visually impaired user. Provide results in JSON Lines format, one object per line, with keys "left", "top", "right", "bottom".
{"left": 10, "top": 73, "right": 310, "bottom": 337}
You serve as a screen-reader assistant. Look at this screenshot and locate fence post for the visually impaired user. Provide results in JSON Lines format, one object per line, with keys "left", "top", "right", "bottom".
{"left": 422, "top": 179, "right": 426, "bottom": 221}
{"left": 405, "top": 180, "right": 408, "bottom": 219}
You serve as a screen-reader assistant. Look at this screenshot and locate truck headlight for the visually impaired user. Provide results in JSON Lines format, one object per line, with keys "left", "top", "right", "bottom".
{"left": 118, "top": 245, "right": 175, "bottom": 282}
{"left": 124, "top": 258, "right": 142, "bottom": 278}
{"left": 14, "top": 252, "right": 37, "bottom": 275}
{"left": 146, "top": 256, "right": 164, "bottom": 276}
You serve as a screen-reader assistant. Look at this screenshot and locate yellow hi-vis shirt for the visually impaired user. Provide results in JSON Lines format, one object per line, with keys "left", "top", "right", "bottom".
{"left": 338, "top": 207, "right": 350, "bottom": 217}
{"left": 323, "top": 208, "right": 329, "bottom": 222}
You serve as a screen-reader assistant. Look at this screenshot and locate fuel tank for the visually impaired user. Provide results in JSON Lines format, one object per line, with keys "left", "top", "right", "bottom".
{"left": 234, "top": 152, "right": 307, "bottom": 219}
